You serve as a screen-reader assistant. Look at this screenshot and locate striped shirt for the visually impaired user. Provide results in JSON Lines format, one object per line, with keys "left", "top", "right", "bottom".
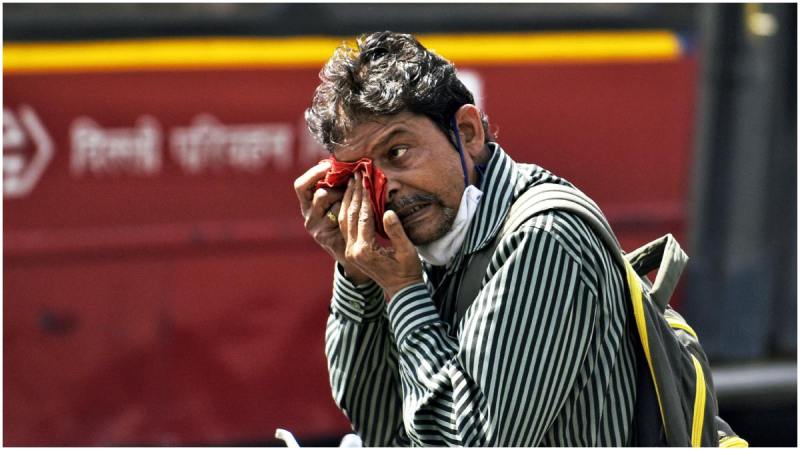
{"left": 325, "top": 144, "right": 638, "bottom": 446}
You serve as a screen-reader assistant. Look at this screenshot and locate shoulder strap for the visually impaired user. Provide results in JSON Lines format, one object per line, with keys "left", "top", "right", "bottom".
{"left": 502, "top": 183, "right": 623, "bottom": 258}
{"left": 455, "top": 183, "right": 623, "bottom": 322}
{"left": 455, "top": 183, "right": 729, "bottom": 447}
{"left": 457, "top": 183, "right": 690, "bottom": 318}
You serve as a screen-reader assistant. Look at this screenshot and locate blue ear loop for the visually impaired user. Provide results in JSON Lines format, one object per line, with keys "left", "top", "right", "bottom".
{"left": 449, "top": 116, "right": 470, "bottom": 189}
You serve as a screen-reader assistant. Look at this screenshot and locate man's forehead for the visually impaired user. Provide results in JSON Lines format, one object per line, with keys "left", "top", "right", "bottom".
{"left": 333, "top": 113, "right": 418, "bottom": 160}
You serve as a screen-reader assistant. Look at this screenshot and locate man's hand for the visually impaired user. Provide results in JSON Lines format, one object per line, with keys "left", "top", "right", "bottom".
{"left": 340, "top": 172, "right": 423, "bottom": 300}
{"left": 293, "top": 161, "right": 370, "bottom": 284}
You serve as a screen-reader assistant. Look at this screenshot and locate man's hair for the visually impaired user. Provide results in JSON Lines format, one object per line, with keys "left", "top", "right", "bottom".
{"left": 305, "top": 31, "right": 492, "bottom": 152}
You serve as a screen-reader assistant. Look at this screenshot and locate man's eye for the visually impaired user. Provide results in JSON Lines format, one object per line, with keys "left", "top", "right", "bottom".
{"left": 388, "top": 147, "right": 408, "bottom": 160}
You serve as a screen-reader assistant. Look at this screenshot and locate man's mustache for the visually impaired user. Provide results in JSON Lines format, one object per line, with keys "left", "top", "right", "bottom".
{"left": 387, "top": 193, "right": 440, "bottom": 212}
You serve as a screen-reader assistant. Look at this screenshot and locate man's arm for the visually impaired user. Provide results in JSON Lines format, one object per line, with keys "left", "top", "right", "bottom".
{"left": 386, "top": 222, "right": 598, "bottom": 446}
{"left": 294, "top": 158, "right": 417, "bottom": 445}
{"left": 325, "top": 264, "right": 407, "bottom": 446}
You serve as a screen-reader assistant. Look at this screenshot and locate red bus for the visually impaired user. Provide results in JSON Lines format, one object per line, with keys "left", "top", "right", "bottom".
{"left": 4, "top": 30, "right": 698, "bottom": 445}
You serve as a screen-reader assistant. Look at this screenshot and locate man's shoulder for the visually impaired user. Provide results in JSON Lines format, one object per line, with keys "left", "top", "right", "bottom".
{"left": 513, "top": 162, "right": 568, "bottom": 190}
{"left": 503, "top": 209, "right": 594, "bottom": 264}
{"left": 503, "top": 171, "right": 612, "bottom": 273}
{"left": 475, "top": 148, "right": 605, "bottom": 267}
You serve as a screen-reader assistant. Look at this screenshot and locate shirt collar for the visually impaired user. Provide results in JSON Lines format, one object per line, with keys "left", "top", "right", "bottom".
{"left": 462, "top": 142, "right": 521, "bottom": 255}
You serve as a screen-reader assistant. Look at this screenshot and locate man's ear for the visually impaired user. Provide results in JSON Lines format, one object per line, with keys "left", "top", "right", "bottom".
{"left": 454, "top": 104, "right": 486, "bottom": 159}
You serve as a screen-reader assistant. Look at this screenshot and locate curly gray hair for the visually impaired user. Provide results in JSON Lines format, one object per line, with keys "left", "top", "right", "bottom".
{"left": 305, "top": 31, "right": 492, "bottom": 152}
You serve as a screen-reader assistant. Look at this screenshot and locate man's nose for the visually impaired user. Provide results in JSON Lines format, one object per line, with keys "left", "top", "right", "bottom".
{"left": 384, "top": 174, "right": 401, "bottom": 205}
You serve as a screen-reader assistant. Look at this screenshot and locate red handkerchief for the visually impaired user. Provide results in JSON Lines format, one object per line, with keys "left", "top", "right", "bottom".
{"left": 315, "top": 157, "right": 388, "bottom": 239}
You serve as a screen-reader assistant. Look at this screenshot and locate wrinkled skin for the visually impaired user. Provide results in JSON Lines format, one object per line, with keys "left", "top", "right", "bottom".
{"left": 294, "top": 105, "right": 488, "bottom": 299}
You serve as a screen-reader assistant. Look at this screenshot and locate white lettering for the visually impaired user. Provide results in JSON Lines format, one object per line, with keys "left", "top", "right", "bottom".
{"left": 170, "top": 115, "right": 293, "bottom": 174}
{"left": 70, "top": 116, "right": 162, "bottom": 177}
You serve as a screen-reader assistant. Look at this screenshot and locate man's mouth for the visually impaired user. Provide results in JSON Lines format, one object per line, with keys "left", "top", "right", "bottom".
{"left": 395, "top": 203, "right": 431, "bottom": 224}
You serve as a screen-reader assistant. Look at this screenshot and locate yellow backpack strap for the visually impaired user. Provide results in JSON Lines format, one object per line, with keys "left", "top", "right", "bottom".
{"left": 720, "top": 436, "right": 750, "bottom": 448}
{"left": 690, "top": 354, "right": 707, "bottom": 447}
{"left": 624, "top": 260, "right": 668, "bottom": 434}
{"left": 495, "top": 182, "right": 746, "bottom": 447}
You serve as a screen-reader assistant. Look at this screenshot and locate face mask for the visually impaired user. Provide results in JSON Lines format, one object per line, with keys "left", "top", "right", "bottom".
{"left": 416, "top": 184, "right": 483, "bottom": 266}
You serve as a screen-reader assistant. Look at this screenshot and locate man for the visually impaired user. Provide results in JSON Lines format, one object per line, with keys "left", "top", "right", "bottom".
{"left": 294, "top": 31, "right": 637, "bottom": 446}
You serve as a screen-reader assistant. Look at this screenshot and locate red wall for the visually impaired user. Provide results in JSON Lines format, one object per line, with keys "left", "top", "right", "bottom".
{"left": 4, "top": 55, "right": 697, "bottom": 444}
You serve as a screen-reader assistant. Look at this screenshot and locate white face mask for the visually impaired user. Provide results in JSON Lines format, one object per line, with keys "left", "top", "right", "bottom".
{"left": 416, "top": 184, "right": 483, "bottom": 266}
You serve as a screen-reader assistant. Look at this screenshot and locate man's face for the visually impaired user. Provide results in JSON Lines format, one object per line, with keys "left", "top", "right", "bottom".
{"left": 333, "top": 111, "right": 466, "bottom": 245}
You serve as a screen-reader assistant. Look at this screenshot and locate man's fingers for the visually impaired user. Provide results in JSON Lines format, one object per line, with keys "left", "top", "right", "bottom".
{"left": 310, "top": 187, "right": 343, "bottom": 225}
{"left": 383, "top": 210, "right": 416, "bottom": 255}
{"left": 329, "top": 202, "right": 341, "bottom": 218}
{"left": 357, "top": 181, "right": 376, "bottom": 243}
{"left": 293, "top": 160, "right": 331, "bottom": 210}
{"left": 339, "top": 177, "right": 355, "bottom": 238}
{"left": 347, "top": 173, "right": 363, "bottom": 244}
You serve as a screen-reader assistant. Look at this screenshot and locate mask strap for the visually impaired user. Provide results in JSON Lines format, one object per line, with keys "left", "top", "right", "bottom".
{"left": 450, "top": 115, "right": 470, "bottom": 188}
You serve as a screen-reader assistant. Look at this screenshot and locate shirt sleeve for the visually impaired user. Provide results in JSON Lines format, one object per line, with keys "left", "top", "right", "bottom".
{"left": 386, "top": 224, "right": 598, "bottom": 446}
{"left": 325, "top": 263, "right": 407, "bottom": 446}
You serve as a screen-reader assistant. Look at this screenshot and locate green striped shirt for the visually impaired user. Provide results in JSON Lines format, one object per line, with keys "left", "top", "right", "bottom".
{"left": 326, "top": 144, "right": 638, "bottom": 446}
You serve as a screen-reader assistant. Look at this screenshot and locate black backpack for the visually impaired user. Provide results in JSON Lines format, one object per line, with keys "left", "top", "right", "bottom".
{"left": 455, "top": 183, "right": 748, "bottom": 447}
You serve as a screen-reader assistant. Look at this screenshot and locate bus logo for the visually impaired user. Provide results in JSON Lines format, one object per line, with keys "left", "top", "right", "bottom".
{"left": 4, "top": 105, "right": 53, "bottom": 199}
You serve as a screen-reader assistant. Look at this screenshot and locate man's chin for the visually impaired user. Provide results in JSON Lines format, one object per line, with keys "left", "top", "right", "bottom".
{"left": 403, "top": 220, "right": 451, "bottom": 246}
{"left": 397, "top": 204, "right": 456, "bottom": 246}
{"left": 406, "top": 230, "right": 436, "bottom": 246}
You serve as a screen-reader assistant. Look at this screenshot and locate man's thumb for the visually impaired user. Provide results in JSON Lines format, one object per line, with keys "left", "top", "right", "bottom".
{"left": 383, "top": 211, "right": 414, "bottom": 251}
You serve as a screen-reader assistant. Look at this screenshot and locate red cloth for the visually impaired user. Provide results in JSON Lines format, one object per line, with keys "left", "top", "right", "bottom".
{"left": 315, "top": 157, "right": 389, "bottom": 239}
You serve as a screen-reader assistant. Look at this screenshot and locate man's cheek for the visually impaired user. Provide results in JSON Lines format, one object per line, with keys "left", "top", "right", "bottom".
{"left": 401, "top": 220, "right": 430, "bottom": 245}
{"left": 405, "top": 207, "right": 448, "bottom": 245}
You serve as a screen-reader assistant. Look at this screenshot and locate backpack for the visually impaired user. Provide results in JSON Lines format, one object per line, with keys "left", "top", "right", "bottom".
{"left": 455, "top": 183, "right": 748, "bottom": 447}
